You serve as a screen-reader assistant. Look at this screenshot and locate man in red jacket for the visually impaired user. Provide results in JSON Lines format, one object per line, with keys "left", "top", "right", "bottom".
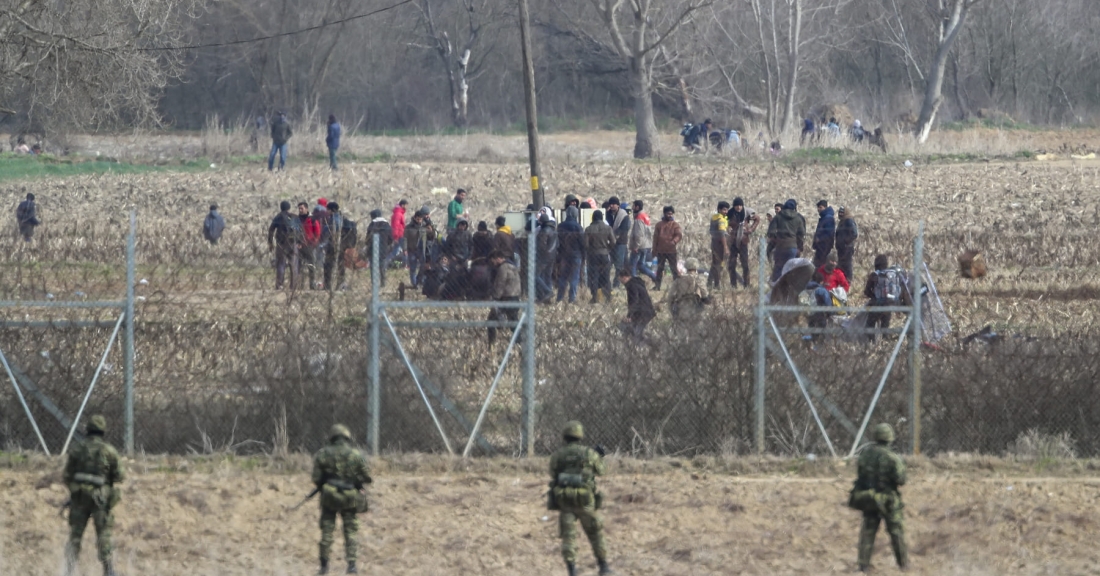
{"left": 387, "top": 199, "right": 408, "bottom": 267}
{"left": 298, "top": 202, "right": 323, "bottom": 289}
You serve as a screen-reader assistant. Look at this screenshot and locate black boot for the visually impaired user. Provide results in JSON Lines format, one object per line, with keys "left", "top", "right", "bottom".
{"left": 598, "top": 559, "right": 614, "bottom": 575}
{"left": 346, "top": 561, "right": 358, "bottom": 574}
{"left": 566, "top": 562, "right": 577, "bottom": 576}
{"left": 318, "top": 559, "right": 329, "bottom": 575}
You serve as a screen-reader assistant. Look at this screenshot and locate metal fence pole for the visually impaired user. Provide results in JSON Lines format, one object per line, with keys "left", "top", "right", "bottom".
{"left": 754, "top": 239, "right": 767, "bottom": 454}
{"left": 522, "top": 213, "right": 537, "bottom": 456}
{"left": 909, "top": 222, "right": 924, "bottom": 454}
{"left": 124, "top": 209, "right": 135, "bottom": 454}
{"left": 368, "top": 233, "right": 381, "bottom": 455}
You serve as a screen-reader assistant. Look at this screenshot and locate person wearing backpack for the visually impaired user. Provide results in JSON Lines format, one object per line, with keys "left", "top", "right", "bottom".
{"left": 548, "top": 421, "right": 613, "bottom": 576}
{"left": 766, "top": 199, "right": 806, "bottom": 282}
{"left": 849, "top": 423, "right": 908, "bottom": 572}
{"left": 267, "top": 200, "right": 301, "bottom": 289}
{"left": 863, "top": 254, "right": 910, "bottom": 341}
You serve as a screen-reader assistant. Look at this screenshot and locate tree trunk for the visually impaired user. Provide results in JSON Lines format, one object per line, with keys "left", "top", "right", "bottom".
{"left": 631, "top": 63, "right": 659, "bottom": 159}
{"left": 915, "top": 0, "right": 973, "bottom": 143}
{"left": 779, "top": 0, "right": 802, "bottom": 137}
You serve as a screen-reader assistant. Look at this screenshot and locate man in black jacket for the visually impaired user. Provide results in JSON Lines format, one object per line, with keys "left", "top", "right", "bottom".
{"left": 556, "top": 207, "right": 585, "bottom": 304}
{"left": 618, "top": 269, "right": 655, "bottom": 343}
{"left": 16, "top": 193, "right": 39, "bottom": 241}
{"left": 535, "top": 213, "right": 558, "bottom": 302}
{"left": 267, "top": 200, "right": 301, "bottom": 289}
{"left": 444, "top": 218, "right": 473, "bottom": 265}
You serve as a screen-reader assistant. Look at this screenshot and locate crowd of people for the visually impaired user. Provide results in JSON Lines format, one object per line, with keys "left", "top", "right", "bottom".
{"left": 246, "top": 186, "right": 922, "bottom": 346}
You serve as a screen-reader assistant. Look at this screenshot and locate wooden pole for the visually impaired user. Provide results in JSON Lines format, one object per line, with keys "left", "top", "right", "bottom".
{"left": 518, "top": 0, "right": 543, "bottom": 209}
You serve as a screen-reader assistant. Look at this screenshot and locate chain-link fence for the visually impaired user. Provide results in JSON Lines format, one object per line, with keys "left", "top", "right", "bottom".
{"left": 4, "top": 213, "right": 1100, "bottom": 457}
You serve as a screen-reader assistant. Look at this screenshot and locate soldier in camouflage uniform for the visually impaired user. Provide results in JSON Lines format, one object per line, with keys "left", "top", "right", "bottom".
{"left": 63, "top": 415, "right": 124, "bottom": 576}
{"left": 664, "top": 257, "right": 711, "bottom": 320}
{"left": 312, "top": 424, "right": 372, "bottom": 575}
{"left": 549, "top": 421, "right": 613, "bottom": 576}
{"left": 855, "top": 423, "right": 908, "bottom": 572}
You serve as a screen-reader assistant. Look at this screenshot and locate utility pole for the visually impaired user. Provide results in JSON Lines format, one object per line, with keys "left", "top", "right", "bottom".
{"left": 518, "top": 0, "right": 543, "bottom": 209}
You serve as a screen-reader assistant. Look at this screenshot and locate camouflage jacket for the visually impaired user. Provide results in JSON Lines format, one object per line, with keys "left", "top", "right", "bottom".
{"left": 665, "top": 273, "right": 709, "bottom": 313}
{"left": 64, "top": 436, "right": 124, "bottom": 489}
{"left": 312, "top": 438, "right": 372, "bottom": 490}
{"left": 856, "top": 443, "right": 906, "bottom": 494}
{"left": 549, "top": 442, "right": 606, "bottom": 493}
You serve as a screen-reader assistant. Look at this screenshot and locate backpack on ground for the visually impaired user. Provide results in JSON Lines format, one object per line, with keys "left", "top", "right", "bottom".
{"left": 872, "top": 267, "right": 905, "bottom": 302}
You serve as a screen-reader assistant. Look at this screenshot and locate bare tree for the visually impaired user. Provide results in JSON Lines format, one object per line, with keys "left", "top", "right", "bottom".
{"left": 0, "top": 0, "right": 200, "bottom": 133}
{"left": 412, "top": 0, "right": 498, "bottom": 128}
{"left": 584, "top": 0, "right": 711, "bottom": 158}
{"left": 913, "top": 0, "right": 981, "bottom": 142}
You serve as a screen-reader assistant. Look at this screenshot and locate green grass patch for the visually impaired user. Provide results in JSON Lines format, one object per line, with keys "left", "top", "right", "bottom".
{"left": 0, "top": 153, "right": 207, "bottom": 182}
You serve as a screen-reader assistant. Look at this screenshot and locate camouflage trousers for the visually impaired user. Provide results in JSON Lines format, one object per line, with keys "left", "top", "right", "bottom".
{"left": 319, "top": 506, "right": 359, "bottom": 562}
{"left": 858, "top": 506, "right": 907, "bottom": 568}
{"left": 559, "top": 506, "right": 607, "bottom": 565}
{"left": 67, "top": 499, "right": 114, "bottom": 563}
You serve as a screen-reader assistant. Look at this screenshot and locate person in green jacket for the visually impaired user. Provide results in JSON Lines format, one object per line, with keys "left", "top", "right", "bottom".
{"left": 549, "top": 421, "right": 613, "bottom": 576}
{"left": 446, "top": 189, "right": 469, "bottom": 232}
{"left": 63, "top": 415, "right": 124, "bottom": 576}
{"left": 855, "top": 423, "right": 908, "bottom": 572}
{"left": 312, "top": 424, "right": 372, "bottom": 574}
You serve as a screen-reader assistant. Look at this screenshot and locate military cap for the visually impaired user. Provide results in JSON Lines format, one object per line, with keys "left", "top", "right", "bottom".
{"left": 685, "top": 257, "right": 701, "bottom": 271}
{"left": 872, "top": 423, "right": 894, "bottom": 444}
{"left": 329, "top": 423, "right": 352, "bottom": 441}
{"left": 87, "top": 415, "right": 107, "bottom": 433}
{"left": 562, "top": 421, "right": 584, "bottom": 440}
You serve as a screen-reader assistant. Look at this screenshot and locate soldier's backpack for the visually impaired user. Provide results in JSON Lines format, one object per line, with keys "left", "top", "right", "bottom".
{"left": 552, "top": 450, "right": 594, "bottom": 509}
{"left": 872, "top": 267, "right": 905, "bottom": 302}
{"left": 679, "top": 123, "right": 694, "bottom": 137}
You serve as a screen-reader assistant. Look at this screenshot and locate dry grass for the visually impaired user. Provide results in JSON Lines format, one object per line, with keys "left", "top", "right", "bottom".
{"left": 2, "top": 455, "right": 1100, "bottom": 575}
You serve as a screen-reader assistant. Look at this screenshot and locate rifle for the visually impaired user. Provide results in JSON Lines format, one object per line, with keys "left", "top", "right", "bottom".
{"left": 287, "top": 486, "right": 320, "bottom": 511}
{"left": 58, "top": 498, "right": 71, "bottom": 519}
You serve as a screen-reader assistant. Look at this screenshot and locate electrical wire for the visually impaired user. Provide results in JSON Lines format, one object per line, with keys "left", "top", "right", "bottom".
{"left": 137, "top": 0, "right": 414, "bottom": 52}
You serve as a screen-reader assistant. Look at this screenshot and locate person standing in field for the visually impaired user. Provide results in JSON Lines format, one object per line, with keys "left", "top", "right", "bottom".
{"left": 16, "top": 192, "right": 39, "bottom": 241}
{"left": 556, "top": 206, "right": 586, "bottom": 304}
{"left": 813, "top": 199, "right": 836, "bottom": 268}
{"left": 628, "top": 200, "right": 657, "bottom": 283}
{"left": 487, "top": 250, "right": 522, "bottom": 347}
{"left": 326, "top": 115, "right": 341, "bottom": 171}
{"left": 447, "top": 189, "right": 470, "bottom": 233}
{"left": 851, "top": 423, "right": 908, "bottom": 572}
{"left": 63, "top": 415, "right": 124, "bottom": 576}
{"left": 404, "top": 208, "right": 436, "bottom": 288}
{"left": 300, "top": 203, "right": 323, "bottom": 289}
{"left": 766, "top": 199, "right": 806, "bottom": 282}
{"left": 835, "top": 206, "right": 858, "bottom": 282}
{"left": 535, "top": 212, "right": 558, "bottom": 302}
{"left": 618, "top": 269, "right": 655, "bottom": 343}
{"left": 863, "top": 254, "right": 910, "bottom": 342}
{"left": 312, "top": 424, "right": 371, "bottom": 575}
{"left": 203, "top": 203, "right": 225, "bottom": 245}
{"left": 471, "top": 220, "right": 494, "bottom": 261}
{"left": 584, "top": 210, "right": 615, "bottom": 303}
{"left": 708, "top": 201, "right": 730, "bottom": 290}
{"left": 727, "top": 197, "right": 759, "bottom": 288}
{"left": 365, "top": 209, "right": 393, "bottom": 288}
{"left": 388, "top": 199, "right": 408, "bottom": 267}
{"left": 652, "top": 206, "right": 683, "bottom": 290}
{"left": 267, "top": 200, "right": 301, "bottom": 290}
{"left": 268, "top": 111, "right": 292, "bottom": 171}
{"left": 493, "top": 215, "right": 517, "bottom": 262}
{"left": 549, "top": 421, "right": 613, "bottom": 576}
{"left": 604, "top": 196, "right": 631, "bottom": 289}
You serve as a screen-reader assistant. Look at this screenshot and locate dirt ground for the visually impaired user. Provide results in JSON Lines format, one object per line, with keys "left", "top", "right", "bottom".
{"left": 3, "top": 457, "right": 1100, "bottom": 576}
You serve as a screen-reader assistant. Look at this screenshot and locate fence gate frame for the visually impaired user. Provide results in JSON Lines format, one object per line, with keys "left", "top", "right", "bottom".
{"left": 366, "top": 215, "right": 538, "bottom": 457}
{"left": 0, "top": 210, "right": 137, "bottom": 454}
{"left": 754, "top": 223, "right": 925, "bottom": 456}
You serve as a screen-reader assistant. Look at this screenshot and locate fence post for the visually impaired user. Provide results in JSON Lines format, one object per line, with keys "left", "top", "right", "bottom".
{"left": 522, "top": 213, "right": 537, "bottom": 456}
{"left": 368, "top": 233, "right": 381, "bottom": 455}
{"left": 124, "top": 209, "right": 135, "bottom": 454}
{"left": 754, "top": 239, "right": 767, "bottom": 454}
{"left": 909, "top": 222, "right": 924, "bottom": 454}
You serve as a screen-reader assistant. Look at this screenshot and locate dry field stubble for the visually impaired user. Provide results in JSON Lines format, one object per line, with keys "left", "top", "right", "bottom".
{"left": 3, "top": 456, "right": 1100, "bottom": 575}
